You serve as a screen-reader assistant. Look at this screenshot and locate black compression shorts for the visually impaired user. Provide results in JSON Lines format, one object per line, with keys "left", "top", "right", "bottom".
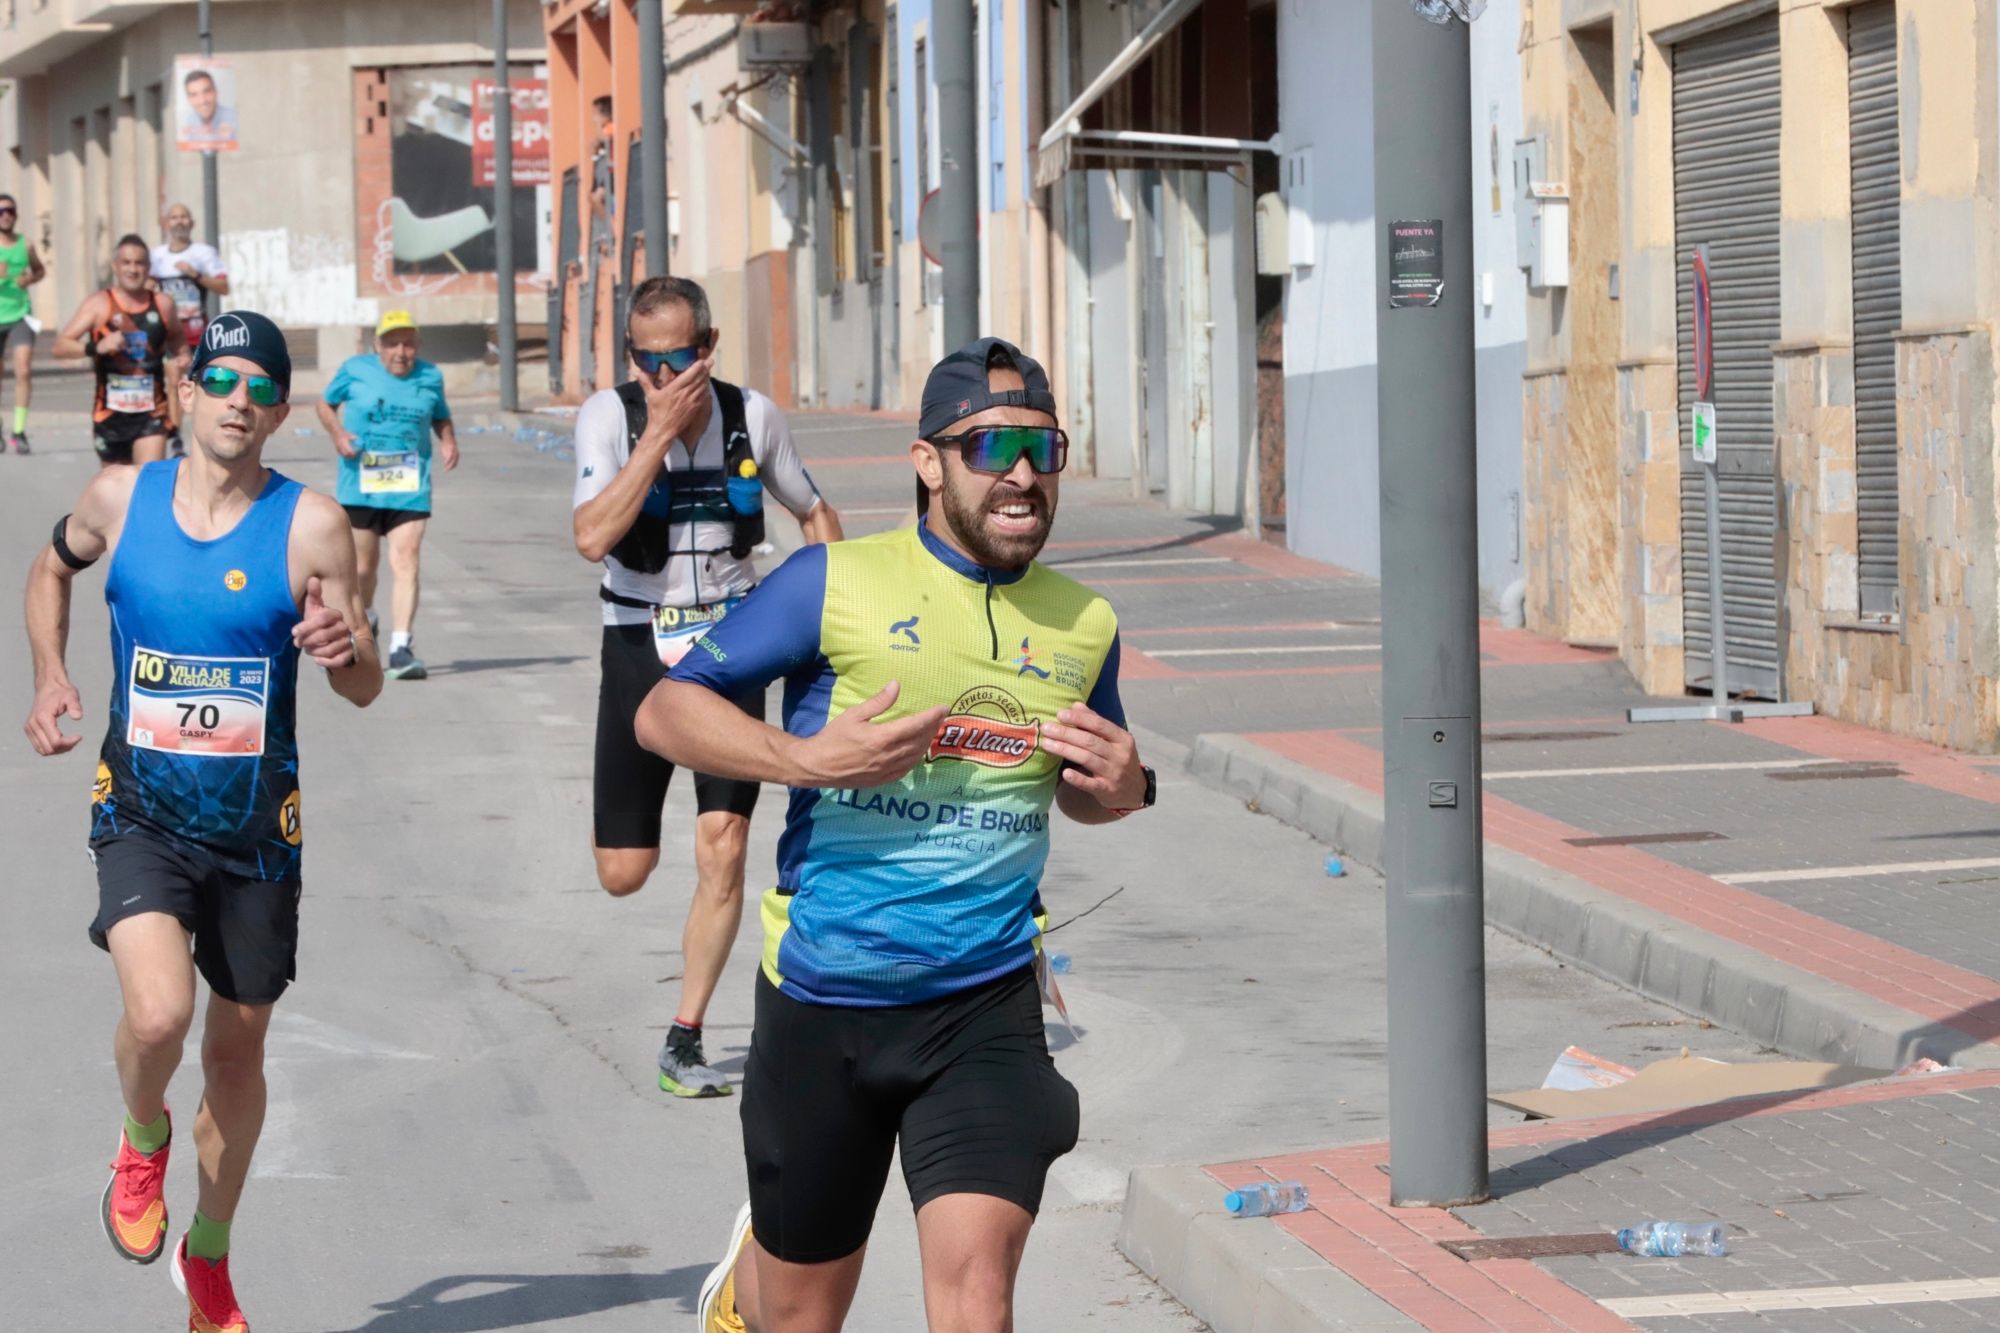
{"left": 741, "top": 964, "right": 1079, "bottom": 1264}
{"left": 94, "top": 413, "right": 168, "bottom": 464}
{"left": 343, "top": 505, "right": 430, "bottom": 535}
{"left": 88, "top": 828, "right": 303, "bottom": 1005}
{"left": 593, "top": 622, "right": 764, "bottom": 847}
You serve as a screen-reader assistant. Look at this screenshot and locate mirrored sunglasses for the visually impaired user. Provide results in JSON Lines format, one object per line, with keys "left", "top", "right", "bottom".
{"left": 631, "top": 344, "right": 704, "bottom": 377}
{"left": 928, "top": 426, "right": 1069, "bottom": 476}
{"left": 197, "top": 365, "right": 285, "bottom": 407}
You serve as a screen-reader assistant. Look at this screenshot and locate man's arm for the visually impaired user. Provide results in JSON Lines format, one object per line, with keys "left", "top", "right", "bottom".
{"left": 750, "top": 396, "right": 844, "bottom": 544}
{"left": 52, "top": 296, "right": 110, "bottom": 360}
{"left": 1043, "top": 635, "right": 1148, "bottom": 825}
{"left": 157, "top": 293, "right": 186, "bottom": 358}
{"left": 432, "top": 418, "right": 460, "bottom": 472}
{"left": 288, "top": 491, "right": 382, "bottom": 707}
{"left": 22, "top": 244, "right": 45, "bottom": 287}
{"left": 22, "top": 468, "right": 138, "bottom": 756}
{"left": 572, "top": 357, "right": 713, "bottom": 562}
{"left": 800, "top": 501, "right": 844, "bottom": 544}
{"left": 316, "top": 399, "right": 357, "bottom": 458}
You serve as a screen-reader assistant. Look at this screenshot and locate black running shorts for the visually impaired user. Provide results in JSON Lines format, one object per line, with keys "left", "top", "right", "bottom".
{"left": 593, "top": 623, "right": 763, "bottom": 848}
{"left": 94, "top": 412, "right": 168, "bottom": 464}
{"left": 343, "top": 504, "right": 430, "bottom": 535}
{"left": 741, "top": 964, "right": 1080, "bottom": 1264}
{"left": 88, "top": 829, "right": 303, "bottom": 1005}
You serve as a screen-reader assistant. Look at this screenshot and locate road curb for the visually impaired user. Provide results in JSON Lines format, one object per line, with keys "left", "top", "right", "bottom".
{"left": 1117, "top": 1166, "right": 1418, "bottom": 1333}
{"left": 1179, "top": 732, "right": 2000, "bottom": 1072}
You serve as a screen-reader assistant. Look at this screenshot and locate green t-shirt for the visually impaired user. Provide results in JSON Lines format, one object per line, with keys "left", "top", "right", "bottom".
{"left": 0, "top": 235, "right": 30, "bottom": 325}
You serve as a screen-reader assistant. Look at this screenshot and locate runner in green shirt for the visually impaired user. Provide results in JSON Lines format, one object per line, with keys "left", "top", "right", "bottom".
{"left": 0, "top": 193, "right": 48, "bottom": 454}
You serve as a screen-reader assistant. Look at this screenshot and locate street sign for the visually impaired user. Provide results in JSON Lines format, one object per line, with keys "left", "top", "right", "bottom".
{"left": 1691, "top": 401, "right": 1717, "bottom": 465}
{"left": 1691, "top": 244, "right": 1714, "bottom": 401}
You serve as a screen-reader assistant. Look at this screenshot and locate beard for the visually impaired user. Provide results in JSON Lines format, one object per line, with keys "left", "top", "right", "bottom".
{"left": 939, "top": 469, "right": 1056, "bottom": 569}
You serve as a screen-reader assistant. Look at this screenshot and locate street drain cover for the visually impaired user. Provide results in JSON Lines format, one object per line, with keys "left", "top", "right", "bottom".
{"left": 1442, "top": 1234, "right": 1623, "bottom": 1261}
{"left": 1767, "top": 765, "right": 1906, "bottom": 781}
{"left": 1565, "top": 831, "right": 1728, "bottom": 848}
{"left": 1485, "top": 730, "right": 1620, "bottom": 744}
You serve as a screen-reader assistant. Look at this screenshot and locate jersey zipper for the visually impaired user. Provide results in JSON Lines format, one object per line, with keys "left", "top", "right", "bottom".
{"left": 983, "top": 571, "right": 999, "bottom": 660}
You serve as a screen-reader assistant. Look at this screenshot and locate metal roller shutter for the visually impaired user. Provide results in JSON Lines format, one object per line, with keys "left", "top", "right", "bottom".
{"left": 1849, "top": 1, "right": 1901, "bottom": 616}
{"left": 1675, "top": 16, "right": 1783, "bottom": 697}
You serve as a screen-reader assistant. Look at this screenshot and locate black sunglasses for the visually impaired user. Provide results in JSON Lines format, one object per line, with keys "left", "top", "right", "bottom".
{"left": 197, "top": 365, "right": 286, "bottom": 407}
{"left": 928, "top": 426, "right": 1069, "bottom": 475}
{"left": 631, "top": 344, "right": 704, "bottom": 377}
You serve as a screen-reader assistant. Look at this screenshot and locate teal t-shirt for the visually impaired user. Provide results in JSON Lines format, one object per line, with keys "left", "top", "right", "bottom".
{"left": 325, "top": 355, "right": 451, "bottom": 512}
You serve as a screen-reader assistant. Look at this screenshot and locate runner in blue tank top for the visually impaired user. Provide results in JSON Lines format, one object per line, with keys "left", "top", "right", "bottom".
{"left": 21, "top": 311, "right": 382, "bottom": 1333}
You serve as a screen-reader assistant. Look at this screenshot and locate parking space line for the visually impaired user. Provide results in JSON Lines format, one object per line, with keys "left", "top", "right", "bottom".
{"left": 1718, "top": 857, "right": 2000, "bottom": 886}
{"left": 1147, "top": 644, "right": 1382, "bottom": 659}
{"left": 1602, "top": 1275, "right": 2000, "bottom": 1317}
{"left": 1486, "top": 759, "right": 1827, "bottom": 780}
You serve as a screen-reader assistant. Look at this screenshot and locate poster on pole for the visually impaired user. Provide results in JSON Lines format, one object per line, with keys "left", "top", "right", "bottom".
{"left": 1388, "top": 219, "right": 1445, "bottom": 308}
{"left": 174, "top": 56, "right": 240, "bottom": 153}
{"left": 472, "top": 79, "right": 552, "bottom": 188}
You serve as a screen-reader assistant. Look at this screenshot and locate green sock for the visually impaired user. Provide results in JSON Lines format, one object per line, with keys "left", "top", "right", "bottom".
{"left": 124, "top": 1110, "right": 169, "bottom": 1155}
{"left": 186, "top": 1210, "right": 231, "bottom": 1262}
{"left": 10, "top": 404, "right": 24, "bottom": 434}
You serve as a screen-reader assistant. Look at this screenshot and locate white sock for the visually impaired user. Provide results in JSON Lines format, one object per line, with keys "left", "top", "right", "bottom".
{"left": 390, "top": 631, "right": 412, "bottom": 653}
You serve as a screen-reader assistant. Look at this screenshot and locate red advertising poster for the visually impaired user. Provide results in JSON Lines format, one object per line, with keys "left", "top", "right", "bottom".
{"left": 472, "top": 79, "right": 551, "bottom": 188}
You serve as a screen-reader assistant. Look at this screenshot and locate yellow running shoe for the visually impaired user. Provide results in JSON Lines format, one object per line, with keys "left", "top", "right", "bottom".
{"left": 697, "top": 1201, "right": 753, "bottom": 1332}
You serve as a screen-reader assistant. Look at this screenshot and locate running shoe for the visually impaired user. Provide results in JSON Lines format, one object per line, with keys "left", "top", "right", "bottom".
{"left": 101, "top": 1111, "right": 170, "bottom": 1264}
{"left": 385, "top": 646, "right": 428, "bottom": 681}
{"left": 170, "top": 1236, "right": 248, "bottom": 1333}
{"left": 9, "top": 430, "right": 28, "bottom": 455}
{"left": 658, "top": 1025, "right": 732, "bottom": 1098}
{"left": 697, "top": 1201, "right": 754, "bottom": 1333}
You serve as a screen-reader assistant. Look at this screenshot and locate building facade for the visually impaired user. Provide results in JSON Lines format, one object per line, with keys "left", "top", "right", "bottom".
{"left": 0, "top": 0, "right": 548, "bottom": 391}
{"left": 1521, "top": 0, "right": 2000, "bottom": 749}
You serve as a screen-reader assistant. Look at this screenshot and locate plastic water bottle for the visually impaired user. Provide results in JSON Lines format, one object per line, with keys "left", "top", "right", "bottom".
{"left": 1047, "top": 953, "right": 1072, "bottom": 975}
{"left": 1325, "top": 855, "right": 1346, "bottom": 877}
{"left": 1616, "top": 1221, "right": 1727, "bottom": 1258}
{"left": 1224, "top": 1181, "right": 1309, "bottom": 1218}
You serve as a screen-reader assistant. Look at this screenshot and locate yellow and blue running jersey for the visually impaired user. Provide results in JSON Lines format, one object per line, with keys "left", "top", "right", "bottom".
{"left": 670, "top": 518, "right": 1125, "bottom": 1006}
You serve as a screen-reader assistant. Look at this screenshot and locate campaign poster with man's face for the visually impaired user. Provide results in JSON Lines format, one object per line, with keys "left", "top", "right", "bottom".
{"left": 175, "top": 56, "right": 240, "bottom": 153}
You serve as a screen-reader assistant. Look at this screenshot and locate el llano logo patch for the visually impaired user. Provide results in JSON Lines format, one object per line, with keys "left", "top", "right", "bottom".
{"left": 224, "top": 569, "right": 247, "bottom": 592}
{"left": 928, "top": 686, "right": 1040, "bottom": 769}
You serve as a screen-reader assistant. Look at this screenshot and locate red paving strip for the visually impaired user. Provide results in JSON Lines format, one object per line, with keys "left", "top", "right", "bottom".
{"left": 1204, "top": 1069, "right": 2000, "bottom": 1332}
{"left": 1330, "top": 716, "right": 1635, "bottom": 736}
{"left": 1744, "top": 714, "right": 2000, "bottom": 806}
{"left": 1477, "top": 624, "right": 1621, "bottom": 667}
{"left": 1242, "top": 729, "right": 2000, "bottom": 1041}
{"left": 1088, "top": 573, "right": 1272, "bottom": 587}
{"left": 1118, "top": 647, "right": 1185, "bottom": 680}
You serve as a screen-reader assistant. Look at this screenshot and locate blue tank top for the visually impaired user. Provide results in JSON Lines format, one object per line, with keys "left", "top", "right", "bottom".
{"left": 92, "top": 459, "right": 307, "bottom": 881}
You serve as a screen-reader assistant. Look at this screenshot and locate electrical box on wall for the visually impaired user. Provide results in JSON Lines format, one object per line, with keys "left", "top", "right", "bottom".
{"left": 740, "top": 22, "right": 811, "bottom": 68}
{"left": 1254, "top": 193, "right": 1290, "bottom": 277}
{"left": 1512, "top": 136, "right": 1570, "bottom": 290}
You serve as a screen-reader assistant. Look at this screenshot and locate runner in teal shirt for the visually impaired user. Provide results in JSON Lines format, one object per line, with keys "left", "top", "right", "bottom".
{"left": 315, "top": 310, "right": 458, "bottom": 680}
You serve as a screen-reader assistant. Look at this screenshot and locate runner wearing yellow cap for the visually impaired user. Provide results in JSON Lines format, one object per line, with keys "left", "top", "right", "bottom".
{"left": 314, "top": 310, "right": 458, "bottom": 679}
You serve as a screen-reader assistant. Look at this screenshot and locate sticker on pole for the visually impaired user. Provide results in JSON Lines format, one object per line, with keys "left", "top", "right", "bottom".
{"left": 1388, "top": 220, "right": 1444, "bottom": 309}
{"left": 1690, "top": 401, "right": 1717, "bottom": 466}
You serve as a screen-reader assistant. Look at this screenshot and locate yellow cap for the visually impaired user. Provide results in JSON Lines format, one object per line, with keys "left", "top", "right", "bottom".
{"left": 376, "top": 310, "right": 418, "bottom": 337}
{"left": 737, "top": 459, "right": 759, "bottom": 479}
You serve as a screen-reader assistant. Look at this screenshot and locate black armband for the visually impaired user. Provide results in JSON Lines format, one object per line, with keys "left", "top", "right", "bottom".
{"left": 51, "top": 515, "right": 97, "bottom": 571}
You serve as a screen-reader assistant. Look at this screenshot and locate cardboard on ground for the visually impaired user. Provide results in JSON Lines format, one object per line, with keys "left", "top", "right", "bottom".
{"left": 1491, "top": 1051, "right": 1889, "bottom": 1120}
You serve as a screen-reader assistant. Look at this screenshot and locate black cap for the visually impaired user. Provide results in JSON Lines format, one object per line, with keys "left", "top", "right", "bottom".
{"left": 917, "top": 336, "right": 1056, "bottom": 438}
{"left": 190, "top": 310, "right": 292, "bottom": 398}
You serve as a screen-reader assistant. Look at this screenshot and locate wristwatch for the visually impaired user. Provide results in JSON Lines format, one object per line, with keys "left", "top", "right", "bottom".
{"left": 1113, "top": 765, "right": 1157, "bottom": 815}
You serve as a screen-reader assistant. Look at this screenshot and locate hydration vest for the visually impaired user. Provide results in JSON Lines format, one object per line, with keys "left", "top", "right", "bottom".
{"left": 608, "top": 378, "right": 765, "bottom": 573}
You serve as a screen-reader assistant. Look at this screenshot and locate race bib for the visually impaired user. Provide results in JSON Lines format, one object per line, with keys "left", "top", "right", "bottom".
{"left": 653, "top": 597, "right": 744, "bottom": 667}
{"left": 127, "top": 646, "right": 269, "bottom": 756}
{"left": 359, "top": 450, "right": 422, "bottom": 495}
{"left": 106, "top": 374, "right": 155, "bottom": 415}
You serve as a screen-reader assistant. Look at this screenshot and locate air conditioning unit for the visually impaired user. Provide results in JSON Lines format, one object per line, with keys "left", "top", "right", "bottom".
{"left": 740, "top": 22, "right": 811, "bottom": 68}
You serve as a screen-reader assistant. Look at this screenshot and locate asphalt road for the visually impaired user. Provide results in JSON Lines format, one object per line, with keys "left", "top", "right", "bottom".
{"left": 0, "top": 378, "right": 1763, "bottom": 1329}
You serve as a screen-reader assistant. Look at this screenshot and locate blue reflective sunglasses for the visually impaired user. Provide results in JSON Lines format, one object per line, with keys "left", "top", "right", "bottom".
{"left": 928, "top": 426, "right": 1069, "bottom": 475}
{"left": 631, "top": 343, "right": 705, "bottom": 377}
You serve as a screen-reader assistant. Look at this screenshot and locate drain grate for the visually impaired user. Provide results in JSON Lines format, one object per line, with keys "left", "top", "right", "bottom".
{"left": 1485, "top": 730, "right": 1620, "bottom": 744}
{"left": 1442, "top": 1234, "right": 1623, "bottom": 1261}
{"left": 1564, "top": 830, "right": 1729, "bottom": 849}
{"left": 1767, "top": 765, "right": 1906, "bottom": 782}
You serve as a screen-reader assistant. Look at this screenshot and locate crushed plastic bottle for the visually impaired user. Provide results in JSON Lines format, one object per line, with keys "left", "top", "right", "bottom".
{"left": 1047, "top": 953, "right": 1072, "bottom": 975}
{"left": 1224, "top": 1181, "right": 1310, "bottom": 1218}
{"left": 1616, "top": 1221, "right": 1728, "bottom": 1258}
{"left": 1325, "top": 855, "right": 1346, "bottom": 877}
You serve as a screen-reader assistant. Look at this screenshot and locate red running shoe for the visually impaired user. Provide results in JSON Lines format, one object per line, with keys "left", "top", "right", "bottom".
{"left": 101, "top": 1111, "right": 170, "bottom": 1263}
{"left": 171, "top": 1237, "right": 249, "bottom": 1333}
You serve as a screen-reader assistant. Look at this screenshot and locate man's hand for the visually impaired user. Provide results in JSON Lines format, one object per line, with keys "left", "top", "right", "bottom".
{"left": 642, "top": 351, "right": 713, "bottom": 448}
{"left": 177, "top": 261, "right": 199, "bottom": 278}
{"left": 438, "top": 434, "right": 460, "bottom": 472}
{"left": 94, "top": 330, "right": 123, "bottom": 356}
{"left": 793, "top": 682, "right": 948, "bottom": 789}
{"left": 292, "top": 576, "right": 355, "bottom": 668}
{"left": 332, "top": 430, "right": 359, "bottom": 460}
{"left": 1043, "top": 704, "right": 1147, "bottom": 809}
{"left": 23, "top": 677, "right": 84, "bottom": 757}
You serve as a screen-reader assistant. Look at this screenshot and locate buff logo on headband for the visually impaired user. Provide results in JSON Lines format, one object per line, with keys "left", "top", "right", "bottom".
{"left": 190, "top": 310, "right": 294, "bottom": 396}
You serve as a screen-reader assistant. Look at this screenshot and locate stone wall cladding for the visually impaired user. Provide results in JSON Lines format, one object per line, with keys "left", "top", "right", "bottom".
{"left": 1523, "top": 370, "right": 1569, "bottom": 638}
{"left": 1619, "top": 360, "right": 1685, "bottom": 695}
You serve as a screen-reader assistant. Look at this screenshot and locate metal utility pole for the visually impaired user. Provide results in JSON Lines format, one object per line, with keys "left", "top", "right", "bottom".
{"left": 198, "top": 0, "right": 219, "bottom": 321}
{"left": 638, "top": 0, "right": 670, "bottom": 278}
{"left": 933, "top": 0, "right": 979, "bottom": 347}
{"left": 493, "top": 0, "right": 518, "bottom": 411}
{"left": 1372, "top": 0, "right": 1488, "bottom": 1209}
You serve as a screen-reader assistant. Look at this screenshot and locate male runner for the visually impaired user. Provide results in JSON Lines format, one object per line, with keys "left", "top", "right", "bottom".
{"left": 21, "top": 310, "right": 382, "bottom": 1333}
{"left": 54, "top": 234, "right": 183, "bottom": 468}
{"left": 152, "top": 203, "right": 230, "bottom": 452}
{"left": 316, "top": 309, "right": 458, "bottom": 679}
{"left": 572, "top": 274, "right": 842, "bottom": 1098}
{"left": 0, "top": 192, "right": 46, "bottom": 453}
{"left": 644, "top": 337, "right": 1154, "bottom": 1332}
